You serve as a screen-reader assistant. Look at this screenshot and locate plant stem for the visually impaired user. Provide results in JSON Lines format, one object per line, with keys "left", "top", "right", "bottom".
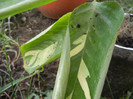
{"left": 1, "top": 20, "right": 16, "bottom": 99}
{"left": 106, "top": 77, "right": 114, "bottom": 99}
{"left": 27, "top": 77, "right": 33, "bottom": 99}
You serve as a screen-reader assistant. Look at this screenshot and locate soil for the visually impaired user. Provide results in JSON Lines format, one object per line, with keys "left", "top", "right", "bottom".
{"left": 0, "top": 8, "right": 133, "bottom": 99}
{"left": 102, "top": 56, "right": 133, "bottom": 98}
{"left": 117, "top": 13, "right": 133, "bottom": 48}
{"left": 117, "top": 36, "right": 133, "bottom": 47}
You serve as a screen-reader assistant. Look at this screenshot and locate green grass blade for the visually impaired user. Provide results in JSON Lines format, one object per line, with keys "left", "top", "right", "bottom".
{"left": 0, "top": 69, "right": 24, "bottom": 99}
{"left": 0, "top": 0, "right": 55, "bottom": 20}
{"left": 0, "top": 70, "right": 39, "bottom": 94}
{"left": 106, "top": 77, "right": 114, "bottom": 99}
{"left": 1, "top": 21, "right": 16, "bottom": 98}
{"left": 0, "top": 76, "right": 28, "bottom": 94}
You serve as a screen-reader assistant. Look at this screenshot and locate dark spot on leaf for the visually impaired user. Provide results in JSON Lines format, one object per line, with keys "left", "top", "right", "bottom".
{"left": 93, "top": 25, "right": 95, "bottom": 27}
{"left": 90, "top": 18, "right": 92, "bottom": 20}
{"left": 77, "top": 24, "right": 80, "bottom": 28}
{"left": 73, "top": 12, "right": 76, "bottom": 15}
{"left": 95, "top": 13, "right": 100, "bottom": 17}
{"left": 71, "top": 25, "right": 74, "bottom": 28}
{"left": 83, "top": 33, "right": 87, "bottom": 35}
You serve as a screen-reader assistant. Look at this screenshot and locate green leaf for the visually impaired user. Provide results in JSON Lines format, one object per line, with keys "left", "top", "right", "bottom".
{"left": 0, "top": 0, "right": 56, "bottom": 20}
{"left": 64, "top": 1, "right": 124, "bottom": 99}
{"left": 27, "top": 93, "right": 39, "bottom": 99}
{"left": 20, "top": 13, "right": 71, "bottom": 74}
{"left": 44, "top": 90, "right": 53, "bottom": 99}
{"left": 125, "top": 91, "right": 132, "bottom": 99}
{"left": 52, "top": 27, "right": 70, "bottom": 99}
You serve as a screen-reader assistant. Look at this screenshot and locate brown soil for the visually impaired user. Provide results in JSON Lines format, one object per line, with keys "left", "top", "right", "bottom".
{"left": 102, "top": 56, "right": 133, "bottom": 98}
{"left": 117, "top": 13, "right": 133, "bottom": 48}
{"left": 117, "top": 36, "right": 133, "bottom": 47}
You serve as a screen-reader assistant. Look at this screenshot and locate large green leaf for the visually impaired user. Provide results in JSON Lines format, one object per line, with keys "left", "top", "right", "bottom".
{"left": 20, "top": 13, "right": 71, "bottom": 73}
{"left": 0, "top": 0, "right": 56, "bottom": 20}
{"left": 20, "top": 1, "right": 124, "bottom": 98}
{"left": 64, "top": 1, "right": 124, "bottom": 99}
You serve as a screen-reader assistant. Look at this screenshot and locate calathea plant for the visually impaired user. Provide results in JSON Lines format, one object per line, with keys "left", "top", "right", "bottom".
{"left": 0, "top": 0, "right": 124, "bottom": 99}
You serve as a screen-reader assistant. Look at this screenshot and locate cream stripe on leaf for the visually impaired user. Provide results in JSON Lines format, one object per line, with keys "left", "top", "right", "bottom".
{"left": 78, "top": 59, "right": 91, "bottom": 99}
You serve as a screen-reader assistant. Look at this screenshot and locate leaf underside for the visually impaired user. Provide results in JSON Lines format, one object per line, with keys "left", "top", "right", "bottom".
{"left": 21, "top": 13, "right": 71, "bottom": 73}
{"left": 52, "top": 27, "right": 70, "bottom": 99}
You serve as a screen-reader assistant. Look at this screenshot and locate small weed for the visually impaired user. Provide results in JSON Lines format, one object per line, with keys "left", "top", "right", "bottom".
{"left": 0, "top": 19, "right": 19, "bottom": 48}
{"left": 1, "top": 19, "right": 16, "bottom": 98}
{"left": 120, "top": 88, "right": 133, "bottom": 99}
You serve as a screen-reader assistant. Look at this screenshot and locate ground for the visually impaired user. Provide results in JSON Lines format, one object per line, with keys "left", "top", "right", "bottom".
{"left": 0, "top": 8, "right": 133, "bottom": 99}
